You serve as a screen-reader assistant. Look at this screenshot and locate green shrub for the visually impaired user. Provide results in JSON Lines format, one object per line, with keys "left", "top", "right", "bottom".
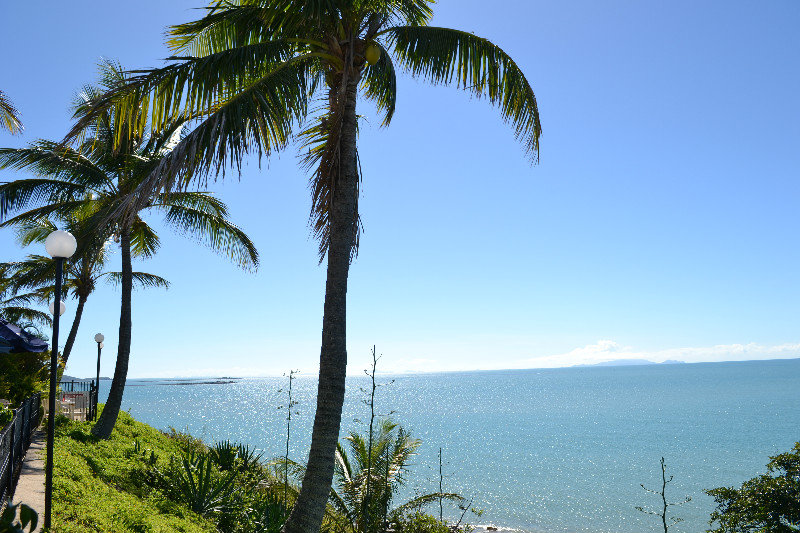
{"left": 392, "top": 512, "right": 451, "bottom": 533}
{"left": 0, "top": 405, "right": 13, "bottom": 427}
{"left": 149, "top": 451, "right": 238, "bottom": 517}
{"left": 0, "top": 351, "right": 49, "bottom": 406}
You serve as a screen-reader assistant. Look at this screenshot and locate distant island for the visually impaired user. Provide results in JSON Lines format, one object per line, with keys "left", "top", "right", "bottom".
{"left": 574, "top": 359, "right": 685, "bottom": 367}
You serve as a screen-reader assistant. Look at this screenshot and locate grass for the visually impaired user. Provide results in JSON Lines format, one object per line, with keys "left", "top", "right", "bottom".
{"left": 51, "top": 409, "right": 217, "bottom": 533}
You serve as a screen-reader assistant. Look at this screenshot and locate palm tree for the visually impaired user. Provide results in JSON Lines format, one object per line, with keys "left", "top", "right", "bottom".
{"left": 69, "top": 3, "right": 541, "bottom": 529}
{"left": 329, "top": 420, "right": 462, "bottom": 533}
{"left": 0, "top": 62, "right": 260, "bottom": 438}
{"left": 1, "top": 217, "right": 170, "bottom": 366}
{"left": 0, "top": 90, "right": 23, "bottom": 134}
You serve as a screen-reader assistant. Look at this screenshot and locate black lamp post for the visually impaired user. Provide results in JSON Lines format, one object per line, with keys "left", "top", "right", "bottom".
{"left": 93, "top": 333, "right": 104, "bottom": 420}
{"left": 44, "top": 229, "right": 76, "bottom": 530}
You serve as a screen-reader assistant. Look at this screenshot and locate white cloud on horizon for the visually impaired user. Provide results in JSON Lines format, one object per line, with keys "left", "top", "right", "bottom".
{"left": 511, "top": 339, "right": 800, "bottom": 369}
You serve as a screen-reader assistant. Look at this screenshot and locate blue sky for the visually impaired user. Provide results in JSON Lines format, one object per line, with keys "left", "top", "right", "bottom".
{"left": 2, "top": 1, "right": 799, "bottom": 377}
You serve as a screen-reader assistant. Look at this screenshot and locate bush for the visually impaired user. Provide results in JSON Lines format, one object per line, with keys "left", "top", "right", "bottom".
{"left": 0, "top": 351, "right": 49, "bottom": 406}
{"left": 0, "top": 405, "right": 13, "bottom": 428}
{"left": 392, "top": 512, "right": 452, "bottom": 533}
{"left": 706, "top": 442, "right": 800, "bottom": 532}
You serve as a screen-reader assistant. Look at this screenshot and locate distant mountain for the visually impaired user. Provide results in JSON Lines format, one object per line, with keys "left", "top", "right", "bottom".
{"left": 574, "top": 359, "right": 686, "bottom": 367}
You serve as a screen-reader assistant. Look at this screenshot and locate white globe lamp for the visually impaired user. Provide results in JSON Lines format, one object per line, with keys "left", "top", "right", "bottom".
{"left": 94, "top": 333, "right": 105, "bottom": 343}
{"left": 44, "top": 230, "right": 77, "bottom": 258}
{"left": 49, "top": 301, "right": 66, "bottom": 316}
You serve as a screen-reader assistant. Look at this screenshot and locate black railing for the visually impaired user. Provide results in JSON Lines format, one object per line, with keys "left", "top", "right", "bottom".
{"left": 59, "top": 380, "right": 92, "bottom": 392}
{"left": 60, "top": 380, "right": 98, "bottom": 419}
{"left": 0, "top": 393, "right": 41, "bottom": 508}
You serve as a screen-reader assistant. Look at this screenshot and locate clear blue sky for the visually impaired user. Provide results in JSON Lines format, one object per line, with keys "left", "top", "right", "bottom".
{"left": 2, "top": 1, "right": 799, "bottom": 377}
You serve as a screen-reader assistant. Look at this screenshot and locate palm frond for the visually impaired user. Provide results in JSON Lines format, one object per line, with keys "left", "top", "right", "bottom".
{"left": 0, "top": 90, "right": 23, "bottom": 134}
{"left": 102, "top": 271, "right": 170, "bottom": 290}
{"left": 386, "top": 25, "right": 541, "bottom": 161}
{"left": 361, "top": 41, "right": 397, "bottom": 126}
{"left": 14, "top": 218, "right": 58, "bottom": 247}
{"left": 0, "top": 307, "right": 52, "bottom": 327}
{"left": 160, "top": 204, "right": 259, "bottom": 270}
{"left": 389, "top": 492, "right": 464, "bottom": 519}
{"left": 113, "top": 55, "right": 315, "bottom": 221}
{"left": 130, "top": 218, "right": 161, "bottom": 258}
{"left": 0, "top": 178, "right": 93, "bottom": 222}
{"left": 0, "top": 142, "right": 113, "bottom": 190}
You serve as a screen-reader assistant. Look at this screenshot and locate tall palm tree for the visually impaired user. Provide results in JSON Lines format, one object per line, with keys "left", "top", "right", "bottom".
{"left": 329, "top": 421, "right": 462, "bottom": 533}
{"left": 69, "top": 2, "right": 541, "bottom": 529}
{"left": 0, "top": 90, "right": 23, "bottom": 134}
{"left": 0, "top": 62, "right": 260, "bottom": 438}
{"left": 1, "top": 217, "right": 170, "bottom": 366}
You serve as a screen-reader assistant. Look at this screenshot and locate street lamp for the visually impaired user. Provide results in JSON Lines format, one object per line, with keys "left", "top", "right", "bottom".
{"left": 43, "top": 229, "right": 76, "bottom": 530}
{"left": 93, "top": 333, "right": 104, "bottom": 421}
{"left": 49, "top": 301, "right": 66, "bottom": 316}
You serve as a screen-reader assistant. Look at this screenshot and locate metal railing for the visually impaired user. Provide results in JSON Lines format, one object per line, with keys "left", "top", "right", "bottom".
{"left": 59, "top": 381, "right": 98, "bottom": 420}
{"left": 0, "top": 393, "right": 41, "bottom": 508}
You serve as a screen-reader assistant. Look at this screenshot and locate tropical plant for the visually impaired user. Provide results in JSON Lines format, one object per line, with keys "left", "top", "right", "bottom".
{"left": 68, "top": 2, "right": 541, "bottom": 528}
{"left": 706, "top": 442, "right": 800, "bottom": 533}
{"left": 0, "top": 61, "right": 259, "bottom": 439}
{"left": 0, "top": 264, "right": 51, "bottom": 328}
{"left": 329, "top": 420, "right": 462, "bottom": 533}
{"left": 210, "top": 439, "right": 264, "bottom": 472}
{"left": 1, "top": 217, "right": 170, "bottom": 366}
{"left": 154, "top": 451, "right": 239, "bottom": 517}
{"left": 0, "top": 90, "right": 23, "bottom": 135}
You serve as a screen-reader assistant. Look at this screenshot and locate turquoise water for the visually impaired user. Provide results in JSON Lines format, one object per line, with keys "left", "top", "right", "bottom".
{"left": 97, "top": 359, "right": 800, "bottom": 533}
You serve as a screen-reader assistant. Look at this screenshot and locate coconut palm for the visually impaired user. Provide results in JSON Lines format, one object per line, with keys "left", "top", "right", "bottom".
{"left": 68, "top": 2, "right": 541, "bottom": 528}
{"left": 0, "top": 90, "right": 23, "bottom": 134}
{"left": 1, "top": 217, "right": 170, "bottom": 366}
{"left": 0, "top": 62, "right": 259, "bottom": 438}
{"left": 329, "top": 420, "right": 462, "bottom": 533}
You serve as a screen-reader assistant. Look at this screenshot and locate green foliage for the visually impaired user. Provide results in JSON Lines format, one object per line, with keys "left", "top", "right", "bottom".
{"left": 0, "top": 351, "right": 48, "bottom": 406}
{"left": 209, "top": 440, "right": 263, "bottom": 473}
{"left": 0, "top": 405, "right": 13, "bottom": 427}
{"left": 0, "top": 503, "right": 37, "bottom": 533}
{"left": 706, "top": 442, "right": 800, "bottom": 533}
{"left": 52, "top": 411, "right": 217, "bottom": 532}
{"left": 391, "top": 512, "right": 451, "bottom": 533}
{"left": 329, "top": 420, "right": 463, "bottom": 533}
{"left": 0, "top": 89, "right": 23, "bottom": 135}
{"left": 150, "top": 451, "right": 238, "bottom": 517}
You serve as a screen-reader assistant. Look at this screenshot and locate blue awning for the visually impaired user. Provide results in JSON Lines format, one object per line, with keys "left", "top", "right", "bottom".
{"left": 0, "top": 319, "right": 49, "bottom": 353}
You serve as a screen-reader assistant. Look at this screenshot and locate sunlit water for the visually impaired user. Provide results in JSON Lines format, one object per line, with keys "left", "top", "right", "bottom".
{"left": 94, "top": 359, "right": 800, "bottom": 533}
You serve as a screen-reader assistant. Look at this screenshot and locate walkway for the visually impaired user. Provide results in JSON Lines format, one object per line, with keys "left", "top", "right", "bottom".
{"left": 10, "top": 429, "right": 45, "bottom": 532}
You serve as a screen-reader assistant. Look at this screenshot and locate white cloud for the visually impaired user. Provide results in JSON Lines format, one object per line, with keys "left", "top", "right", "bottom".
{"left": 513, "top": 340, "right": 800, "bottom": 368}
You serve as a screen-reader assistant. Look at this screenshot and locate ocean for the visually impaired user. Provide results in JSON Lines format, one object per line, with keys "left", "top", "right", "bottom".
{"left": 95, "top": 358, "right": 800, "bottom": 533}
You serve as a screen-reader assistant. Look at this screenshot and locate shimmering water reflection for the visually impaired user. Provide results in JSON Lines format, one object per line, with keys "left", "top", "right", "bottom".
{"left": 98, "top": 359, "right": 800, "bottom": 533}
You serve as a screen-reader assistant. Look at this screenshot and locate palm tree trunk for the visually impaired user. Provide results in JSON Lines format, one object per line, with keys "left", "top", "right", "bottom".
{"left": 61, "top": 294, "right": 87, "bottom": 367}
{"left": 283, "top": 81, "right": 360, "bottom": 533}
{"left": 91, "top": 228, "right": 132, "bottom": 438}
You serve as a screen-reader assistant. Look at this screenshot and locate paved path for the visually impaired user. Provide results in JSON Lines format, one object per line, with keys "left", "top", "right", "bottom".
{"left": 11, "top": 429, "right": 45, "bottom": 532}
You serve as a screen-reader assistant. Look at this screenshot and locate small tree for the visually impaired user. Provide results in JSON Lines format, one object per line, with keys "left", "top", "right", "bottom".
{"left": 636, "top": 457, "right": 691, "bottom": 533}
{"left": 706, "top": 443, "right": 800, "bottom": 533}
{"left": 277, "top": 369, "right": 300, "bottom": 509}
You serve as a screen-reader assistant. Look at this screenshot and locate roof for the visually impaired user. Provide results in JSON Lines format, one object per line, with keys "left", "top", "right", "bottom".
{"left": 0, "top": 319, "right": 49, "bottom": 353}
